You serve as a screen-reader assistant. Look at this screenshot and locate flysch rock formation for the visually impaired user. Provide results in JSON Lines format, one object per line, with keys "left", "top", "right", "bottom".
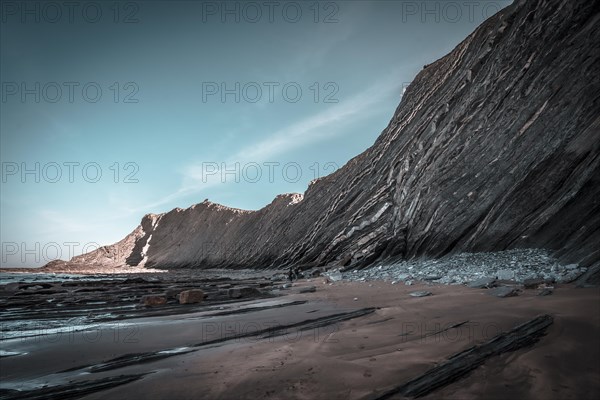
{"left": 46, "top": 0, "right": 600, "bottom": 273}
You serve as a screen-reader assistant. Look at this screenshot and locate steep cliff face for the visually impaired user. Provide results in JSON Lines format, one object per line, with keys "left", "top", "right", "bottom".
{"left": 58, "top": 0, "right": 600, "bottom": 271}
{"left": 63, "top": 214, "right": 161, "bottom": 268}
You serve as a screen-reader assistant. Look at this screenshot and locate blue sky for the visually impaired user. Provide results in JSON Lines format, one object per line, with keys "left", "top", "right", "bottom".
{"left": 0, "top": 0, "right": 511, "bottom": 267}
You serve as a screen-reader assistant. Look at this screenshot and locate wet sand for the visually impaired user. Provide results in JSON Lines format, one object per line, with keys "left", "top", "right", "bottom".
{"left": 1, "top": 277, "right": 599, "bottom": 399}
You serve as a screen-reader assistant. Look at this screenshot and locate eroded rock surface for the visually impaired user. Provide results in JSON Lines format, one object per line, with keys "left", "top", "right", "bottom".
{"left": 44, "top": 0, "right": 600, "bottom": 272}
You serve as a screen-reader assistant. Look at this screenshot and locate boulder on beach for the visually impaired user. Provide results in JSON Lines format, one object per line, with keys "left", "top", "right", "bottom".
{"left": 141, "top": 294, "right": 167, "bottom": 307}
{"left": 487, "top": 287, "right": 518, "bottom": 298}
{"left": 179, "top": 289, "right": 205, "bottom": 304}
{"left": 326, "top": 271, "right": 343, "bottom": 282}
{"left": 496, "top": 269, "right": 515, "bottom": 280}
{"left": 467, "top": 277, "right": 496, "bottom": 289}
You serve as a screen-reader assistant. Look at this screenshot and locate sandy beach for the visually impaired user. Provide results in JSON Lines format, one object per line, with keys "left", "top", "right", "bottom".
{"left": 1, "top": 273, "right": 598, "bottom": 400}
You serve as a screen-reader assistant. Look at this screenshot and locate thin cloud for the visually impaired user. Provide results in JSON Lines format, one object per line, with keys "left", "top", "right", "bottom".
{"left": 37, "top": 210, "right": 91, "bottom": 234}
{"left": 130, "top": 73, "right": 402, "bottom": 214}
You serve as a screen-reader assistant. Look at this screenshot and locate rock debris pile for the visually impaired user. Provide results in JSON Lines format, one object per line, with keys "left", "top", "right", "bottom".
{"left": 339, "top": 249, "right": 587, "bottom": 286}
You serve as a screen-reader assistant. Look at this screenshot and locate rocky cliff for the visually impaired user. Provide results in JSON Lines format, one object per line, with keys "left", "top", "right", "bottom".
{"left": 52, "top": 0, "right": 600, "bottom": 271}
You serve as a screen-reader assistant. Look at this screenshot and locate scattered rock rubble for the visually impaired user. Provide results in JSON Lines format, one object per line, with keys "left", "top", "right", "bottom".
{"left": 0, "top": 273, "right": 278, "bottom": 340}
{"left": 334, "top": 249, "right": 587, "bottom": 286}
